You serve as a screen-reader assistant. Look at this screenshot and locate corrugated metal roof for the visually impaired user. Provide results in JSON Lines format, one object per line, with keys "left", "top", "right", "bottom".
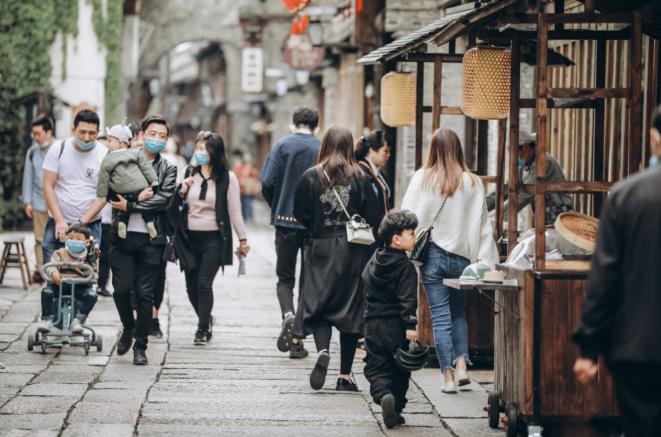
{"left": 358, "top": 0, "right": 520, "bottom": 65}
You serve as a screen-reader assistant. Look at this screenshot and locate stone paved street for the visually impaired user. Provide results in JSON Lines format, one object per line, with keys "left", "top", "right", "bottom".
{"left": 0, "top": 224, "right": 503, "bottom": 436}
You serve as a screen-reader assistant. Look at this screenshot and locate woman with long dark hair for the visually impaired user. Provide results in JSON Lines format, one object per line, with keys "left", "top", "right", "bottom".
{"left": 401, "top": 128, "right": 497, "bottom": 393}
{"left": 355, "top": 130, "right": 392, "bottom": 223}
{"left": 177, "top": 131, "right": 249, "bottom": 345}
{"left": 294, "top": 126, "right": 380, "bottom": 391}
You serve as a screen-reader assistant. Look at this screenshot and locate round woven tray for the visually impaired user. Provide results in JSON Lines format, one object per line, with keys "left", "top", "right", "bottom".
{"left": 554, "top": 212, "right": 599, "bottom": 252}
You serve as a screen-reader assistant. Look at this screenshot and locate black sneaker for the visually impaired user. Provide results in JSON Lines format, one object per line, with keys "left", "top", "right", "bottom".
{"left": 398, "top": 415, "right": 406, "bottom": 425}
{"left": 381, "top": 394, "right": 399, "bottom": 429}
{"left": 309, "top": 350, "right": 330, "bottom": 390}
{"left": 289, "top": 341, "right": 309, "bottom": 359}
{"left": 194, "top": 329, "right": 209, "bottom": 345}
{"left": 336, "top": 377, "right": 359, "bottom": 392}
{"left": 208, "top": 316, "right": 214, "bottom": 340}
{"left": 277, "top": 313, "right": 295, "bottom": 352}
{"left": 150, "top": 319, "right": 163, "bottom": 338}
{"left": 133, "top": 347, "right": 148, "bottom": 365}
{"left": 117, "top": 329, "right": 134, "bottom": 356}
{"left": 96, "top": 287, "right": 112, "bottom": 297}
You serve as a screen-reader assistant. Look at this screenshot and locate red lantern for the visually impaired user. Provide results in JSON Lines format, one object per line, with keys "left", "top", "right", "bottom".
{"left": 281, "top": 0, "right": 310, "bottom": 14}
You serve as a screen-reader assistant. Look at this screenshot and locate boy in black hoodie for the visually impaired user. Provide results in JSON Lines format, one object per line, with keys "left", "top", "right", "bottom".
{"left": 362, "top": 211, "right": 419, "bottom": 429}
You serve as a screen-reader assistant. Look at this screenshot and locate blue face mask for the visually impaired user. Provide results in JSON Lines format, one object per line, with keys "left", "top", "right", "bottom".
{"left": 650, "top": 155, "right": 659, "bottom": 168}
{"left": 65, "top": 240, "right": 86, "bottom": 255}
{"left": 145, "top": 138, "right": 166, "bottom": 154}
{"left": 76, "top": 138, "right": 96, "bottom": 150}
{"left": 518, "top": 158, "right": 527, "bottom": 167}
{"left": 195, "top": 151, "right": 210, "bottom": 166}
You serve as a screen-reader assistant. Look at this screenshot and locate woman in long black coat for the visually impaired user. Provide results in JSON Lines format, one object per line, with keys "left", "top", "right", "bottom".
{"left": 355, "top": 129, "right": 392, "bottom": 227}
{"left": 294, "top": 125, "right": 380, "bottom": 392}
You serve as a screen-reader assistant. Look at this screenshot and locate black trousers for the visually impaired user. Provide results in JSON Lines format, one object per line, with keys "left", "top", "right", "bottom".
{"left": 312, "top": 322, "right": 361, "bottom": 374}
{"left": 611, "top": 363, "right": 661, "bottom": 437}
{"left": 110, "top": 232, "right": 164, "bottom": 350}
{"left": 184, "top": 231, "right": 223, "bottom": 330}
{"left": 275, "top": 226, "right": 305, "bottom": 317}
{"left": 98, "top": 223, "right": 112, "bottom": 291}
{"left": 153, "top": 259, "right": 167, "bottom": 311}
{"left": 364, "top": 317, "right": 410, "bottom": 413}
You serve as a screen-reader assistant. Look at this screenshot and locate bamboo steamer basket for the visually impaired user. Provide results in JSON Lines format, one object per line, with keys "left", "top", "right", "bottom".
{"left": 554, "top": 212, "right": 600, "bottom": 252}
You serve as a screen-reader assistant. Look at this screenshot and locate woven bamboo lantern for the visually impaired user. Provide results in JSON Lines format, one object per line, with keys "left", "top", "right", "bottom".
{"left": 380, "top": 72, "right": 416, "bottom": 127}
{"left": 461, "top": 47, "right": 511, "bottom": 120}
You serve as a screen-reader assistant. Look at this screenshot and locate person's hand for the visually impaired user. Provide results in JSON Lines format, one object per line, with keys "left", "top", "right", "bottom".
{"left": 51, "top": 272, "right": 62, "bottom": 286}
{"left": 110, "top": 194, "right": 128, "bottom": 212}
{"left": 180, "top": 177, "right": 194, "bottom": 196}
{"left": 24, "top": 204, "right": 33, "bottom": 219}
{"left": 55, "top": 220, "right": 69, "bottom": 241}
{"left": 573, "top": 357, "right": 598, "bottom": 384}
{"left": 138, "top": 187, "right": 154, "bottom": 202}
{"left": 237, "top": 241, "right": 250, "bottom": 257}
{"left": 406, "top": 329, "right": 418, "bottom": 342}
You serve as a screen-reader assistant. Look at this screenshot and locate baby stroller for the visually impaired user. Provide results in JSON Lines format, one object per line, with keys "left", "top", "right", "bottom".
{"left": 27, "top": 262, "right": 102, "bottom": 355}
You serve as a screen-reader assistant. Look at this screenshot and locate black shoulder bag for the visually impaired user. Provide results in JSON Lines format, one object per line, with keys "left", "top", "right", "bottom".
{"left": 409, "top": 196, "right": 447, "bottom": 267}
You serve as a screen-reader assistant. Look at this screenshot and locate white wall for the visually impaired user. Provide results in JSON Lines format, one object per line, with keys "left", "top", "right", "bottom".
{"left": 49, "top": 0, "right": 107, "bottom": 136}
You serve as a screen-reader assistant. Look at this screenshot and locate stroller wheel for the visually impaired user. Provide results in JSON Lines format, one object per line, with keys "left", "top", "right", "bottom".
{"left": 27, "top": 333, "right": 34, "bottom": 351}
{"left": 95, "top": 334, "right": 103, "bottom": 352}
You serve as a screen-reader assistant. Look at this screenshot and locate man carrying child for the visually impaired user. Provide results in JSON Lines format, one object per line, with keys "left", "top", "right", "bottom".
{"left": 39, "top": 223, "right": 98, "bottom": 334}
{"left": 362, "top": 211, "right": 419, "bottom": 429}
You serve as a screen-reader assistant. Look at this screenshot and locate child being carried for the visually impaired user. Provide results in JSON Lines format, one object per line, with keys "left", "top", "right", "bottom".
{"left": 97, "top": 124, "right": 159, "bottom": 239}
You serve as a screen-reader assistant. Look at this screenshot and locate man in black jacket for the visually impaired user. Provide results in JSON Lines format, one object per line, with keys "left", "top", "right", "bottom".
{"left": 260, "top": 107, "right": 320, "bottom": 359}
{"left": 362, "top": 211, "right": 419, "bottom": 429}
{"left": 109, "top": 115, "right": 176, "bottom": 365}
{"left": 573, "top": 105, "right": 661, "bottom": 436}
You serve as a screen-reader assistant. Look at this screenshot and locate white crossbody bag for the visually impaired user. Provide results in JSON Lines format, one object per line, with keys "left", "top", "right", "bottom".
{"left": 326, "top": 173, "right": 375, "bottom": 245}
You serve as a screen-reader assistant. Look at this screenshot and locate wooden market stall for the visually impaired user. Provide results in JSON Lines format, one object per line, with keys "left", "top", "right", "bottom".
{"left": 359, "top": 0, "right": 660, "bottom": 435}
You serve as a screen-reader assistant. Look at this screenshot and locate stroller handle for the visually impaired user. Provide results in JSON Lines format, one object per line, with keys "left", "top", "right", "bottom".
{"left": 41, "top": 262, "right": 95, "bottom": 284}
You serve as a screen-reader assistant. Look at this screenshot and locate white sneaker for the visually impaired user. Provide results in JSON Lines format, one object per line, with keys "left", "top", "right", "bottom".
{"left": 442, "top": 380, "right": 458, "bottom": 393}
{"left": 70, "top": 318, "right": 84, "bottom": 334}
{"left": 37, "top": 319, "right": 53, "bottom": 333}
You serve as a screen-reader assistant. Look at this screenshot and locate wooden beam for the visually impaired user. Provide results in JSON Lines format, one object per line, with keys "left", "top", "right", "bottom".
{"left": 594, "top": 39, "right": 606, "bottom": 216}
{"left": 477, "top": 120, "right": 489, "bottom": 175}
{"left": 500, "top": 13, "right": 632, "bottom": 25}
{"left": 433, "top": 58, "right": 442, "bottom": 132}
{"left": 440, "top": 106, "right": 463, "bottom": 115}
{"left": 477, "top": 29, "right": 631, "bottom": 41}
{"left": 401, "top": 53, "right": 464, "bottom": 63}
{"left": 508, "top": 32, "right": 521, "bottom": 254}
{"left": 628, "top": 12, "right": 643, "bottom": 175}
{"left": 480, "top": 176, "right": 498, "bottom": 184}
{"left": 547, "top": 88, "right": 630, "bottom": 99}
{"left": 518, "top": 182, "right": 613, "bottom": 193}
{"left": 535, "top": 9, "right": 549, "bottom": 269}
{"left": 584, "top": 0, "right": 596, "bottom": 12}
{"left": 496, "top": 118, "right": 507, "bottom": 242}
{"left": 415, "top": 62, "right": 424, "bottom": 169}
{"left": 520, "top": 98, "right": 599, "bottom": 109}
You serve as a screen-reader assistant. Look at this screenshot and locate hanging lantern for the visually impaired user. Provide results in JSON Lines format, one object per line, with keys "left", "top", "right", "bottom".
{"left": 281, "top": 0, "right": 310, "bottom": 14}
{"left": 380, "top": 72, "right": 416, "bottom": 127}
{"left": 461, "top": 47, "right": 511, "bottom": 120}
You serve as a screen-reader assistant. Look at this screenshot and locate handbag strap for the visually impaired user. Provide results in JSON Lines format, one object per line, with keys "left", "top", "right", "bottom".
{"left": 427, "top": 195, "right": 448, "bottom": 231}
{"left": 324, "top": 171, "right": 353, "bottom": 222}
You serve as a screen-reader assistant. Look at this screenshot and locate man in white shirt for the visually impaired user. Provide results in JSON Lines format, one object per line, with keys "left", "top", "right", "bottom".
{"left": 39, "top": 109, "right": 108, "bottom": 328}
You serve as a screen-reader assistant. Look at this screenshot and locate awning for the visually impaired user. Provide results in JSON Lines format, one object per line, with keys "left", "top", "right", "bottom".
{"left": 358, "top": 0, "right": 520, "bottom": 65}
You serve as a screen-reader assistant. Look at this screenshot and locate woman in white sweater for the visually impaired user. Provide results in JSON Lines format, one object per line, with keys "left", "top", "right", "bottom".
{"left": 401, "top": 128, "right": 498, "bottom": 393}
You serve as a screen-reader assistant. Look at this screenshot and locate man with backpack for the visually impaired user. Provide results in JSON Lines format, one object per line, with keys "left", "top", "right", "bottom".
{"left": 22, "top": 115, "right": 56, "bottom": 282}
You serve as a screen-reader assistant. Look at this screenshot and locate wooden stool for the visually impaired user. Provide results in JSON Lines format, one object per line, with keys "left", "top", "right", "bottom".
{"left": 0, "top": 237, "right": 32, "bottom": 290}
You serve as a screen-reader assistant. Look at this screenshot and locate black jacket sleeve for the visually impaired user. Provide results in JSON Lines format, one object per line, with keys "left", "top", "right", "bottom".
{"left": 259, "top": 147, "right": 281, "bottom": 207}
{"left": 128, "top": 161, "right": 177, "bottom": 213}
{"left": 572, "top": 193, "right": 623, "bottom": 360}
{"left": 293, "top": 171, "right": 312, "bottom": 231}
{"left": 356, "top": 173, "right": 383, "bottom": 230}
{"left": 398, "top": 261, "right": 418, "bottom": 330}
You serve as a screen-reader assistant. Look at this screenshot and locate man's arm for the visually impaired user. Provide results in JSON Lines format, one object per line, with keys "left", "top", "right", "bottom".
{"left": 43, "top": 170, "right": 69, "bottom": 239}
{"left": 572, "top": 194, "right": 622, "bottom": 359}
{"left": 22, "top": 148, "right": 34, "bottom": 217}
{"left": 259, "top": 147, "right": 280, "bottom": 207}
{"left": 128, "top": 163, "right": 177, "bottom": 213}
{"left": 81, "top": 199, "right": 108, "bottom": 225}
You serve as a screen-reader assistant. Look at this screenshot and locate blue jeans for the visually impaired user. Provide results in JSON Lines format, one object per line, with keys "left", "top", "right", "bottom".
{"left": 420, "top": 243, "right": 471, "bottom": 371}
{"left": 41, "top": 283, "right": 97, "bottom": 320}
{"left": 42, "top": 218, "right": 102, "bottom": 265}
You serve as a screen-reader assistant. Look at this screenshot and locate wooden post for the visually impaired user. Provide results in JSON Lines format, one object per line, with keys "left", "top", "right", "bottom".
{"left": 628, "top": 12, "right": 643, "bottom": 175}
{"left": 433, "top": 58, "right": 442, "bottom": 132}
{"left": 594, "top": 39, "right": 606, "bottom": 216}
{"left": 535, "top": 7, "right": 549, "bottom": 269}
{"left": 415, "top": 62, "right": 425, "bottom": 168}
{"left": 496, "top": 118, "right": 507, "bottom": 243}
{"left": 477, "top": 121, "right": 489, "bottom": 175}
{"left": 508, "top": 32, "right": 521, "bottom": 254}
